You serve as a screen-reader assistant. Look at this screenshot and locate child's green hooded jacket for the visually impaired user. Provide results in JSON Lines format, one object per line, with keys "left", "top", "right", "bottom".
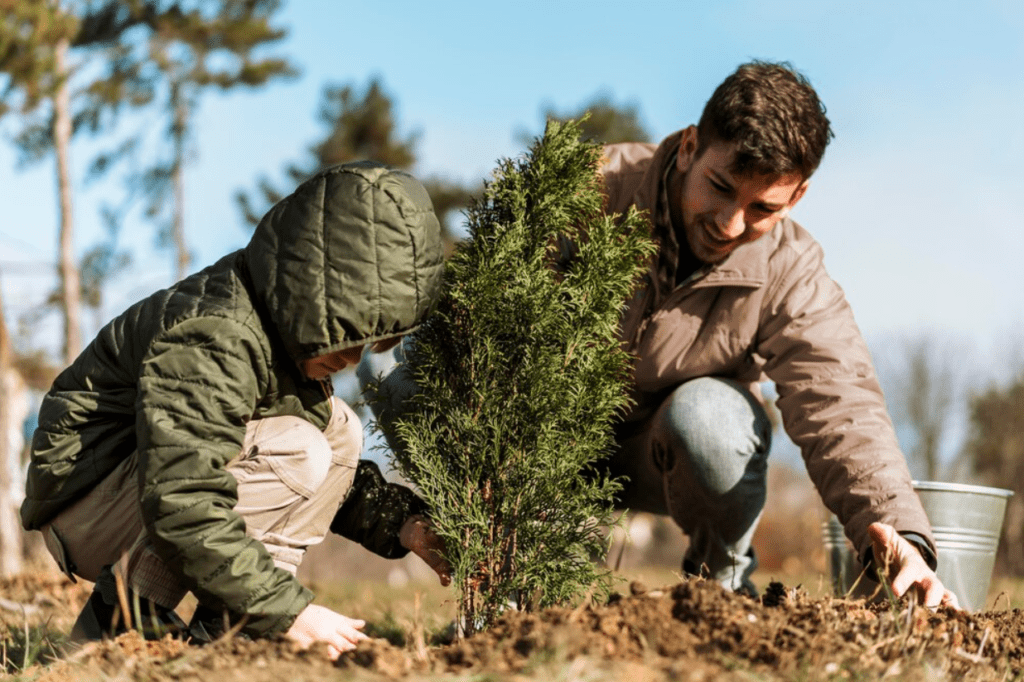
{"left": 22, "top": 162, "right": 444, "bottom": 637}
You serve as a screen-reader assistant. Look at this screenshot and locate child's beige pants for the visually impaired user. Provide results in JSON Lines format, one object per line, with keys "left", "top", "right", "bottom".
{"left": 41, "top": 396, "right": 362, "bottom": 608}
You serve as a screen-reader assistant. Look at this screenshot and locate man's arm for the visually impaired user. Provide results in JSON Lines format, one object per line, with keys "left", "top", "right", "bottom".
{"left": 754, "top": 232, "right": 952, "bottom": 604}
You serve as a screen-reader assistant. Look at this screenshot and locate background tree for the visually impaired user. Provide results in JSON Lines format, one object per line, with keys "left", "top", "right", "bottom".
{"left": 112, "top": 0, "right": 296, "bottom": 283}
{"left": 519, "top": 91, "right": 651, "bottom": 146}
{"left": 964, "top": 370, "right": 1024, "bottom": 575}
{"left": 1, "top": 0, "right": 161, "bottom": 363}
{"left": 0, "top": 281, "right": 22, "bottom": 576}
{"left": 237, "top": 77, "right": 474, "bottom": 248}
{"left": 0, "top": 1, "right": 83, "bottom": 365}
{"left": 377, "top": 119, "right": 655, "bottom": 635}
{"left": 873, "top": 333, "right": 966, "bottom": 480}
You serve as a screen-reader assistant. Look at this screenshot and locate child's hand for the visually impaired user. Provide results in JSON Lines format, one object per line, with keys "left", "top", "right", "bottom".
{"left": 286, "top": 603, "right": 367, "bottom": 660}
{"left": 400, "top": 514, "right": 452, "bottom": 586}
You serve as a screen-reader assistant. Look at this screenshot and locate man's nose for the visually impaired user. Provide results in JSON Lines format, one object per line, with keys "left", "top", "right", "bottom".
{"left": 715, "top": 205, "right": 745, "bottom": 239}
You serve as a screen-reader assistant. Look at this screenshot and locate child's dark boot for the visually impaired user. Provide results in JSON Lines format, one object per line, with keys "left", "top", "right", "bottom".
{"left": 69, "top": 565, "right": 186, "bottom": 642}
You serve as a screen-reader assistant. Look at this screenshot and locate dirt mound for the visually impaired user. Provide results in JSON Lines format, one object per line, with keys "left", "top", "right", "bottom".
{"left": 9, "top": 574, "right": 1024, "bottom": 680}
{"left": 345, "top": 579, "right": 1024, "bottom": 680}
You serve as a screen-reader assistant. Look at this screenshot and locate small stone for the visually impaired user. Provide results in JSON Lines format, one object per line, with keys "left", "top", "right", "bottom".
{"left": 629, "top": 581, "right": 648, "bottom": 596}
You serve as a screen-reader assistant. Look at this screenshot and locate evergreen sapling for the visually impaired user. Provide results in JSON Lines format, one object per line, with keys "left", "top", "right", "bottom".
{"left": 377, "top": 119, "right": 654, "bottom": 635}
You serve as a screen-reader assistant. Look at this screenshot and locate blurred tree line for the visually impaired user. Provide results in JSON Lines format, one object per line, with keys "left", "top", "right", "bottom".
{"left": 3, "top": 0, "right": 1022, "bottom": 583}
{"left": 965, "top": 370, "right": 1024, "bottom": 574}
{"left": 0, "top": 0, "right": 651, "bottom": 576}
{"left": 874, "top": 334, "right": 1024, "bottom": 575}
{"left": 1, "top": 0, "right": 295, "bottom": 365}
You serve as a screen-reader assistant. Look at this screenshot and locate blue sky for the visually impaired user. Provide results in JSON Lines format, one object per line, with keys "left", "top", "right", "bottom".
{"left": 2, "top": 0, "right": 1022, "bottom": 379}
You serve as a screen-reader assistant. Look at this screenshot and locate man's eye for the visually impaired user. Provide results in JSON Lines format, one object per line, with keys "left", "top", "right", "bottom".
{"left": 709, "top": 180, "right": 730, "bottom": 193}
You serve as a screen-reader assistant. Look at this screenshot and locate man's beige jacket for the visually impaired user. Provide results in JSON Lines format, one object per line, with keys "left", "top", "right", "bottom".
{"left": 601, "top": 131, "right": 933, "bottom": 561}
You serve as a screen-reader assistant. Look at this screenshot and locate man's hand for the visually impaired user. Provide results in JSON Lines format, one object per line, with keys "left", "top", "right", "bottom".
{"left": 400, "top": 514, "right": 452, "bottom": 586}
{"left": 867, "top": 521, "right": 960, "bottom": 609}
{"left": 285, "top": 603, "right": 367, "bottom": 660}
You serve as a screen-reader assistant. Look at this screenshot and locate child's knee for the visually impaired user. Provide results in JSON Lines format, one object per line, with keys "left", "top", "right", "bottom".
{"left": 326, "top": 397, "right": 363, "bottom": 467}
{"left": 281, "top": 422, "right": 333, "bottom": 497}
{"left": 240, "top": 416, "right": 334, "bottom": 498}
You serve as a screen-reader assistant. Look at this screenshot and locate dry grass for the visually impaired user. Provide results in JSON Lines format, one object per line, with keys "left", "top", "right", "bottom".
{"left": 5, "top": 567, "right": 1024, "bottom": 681}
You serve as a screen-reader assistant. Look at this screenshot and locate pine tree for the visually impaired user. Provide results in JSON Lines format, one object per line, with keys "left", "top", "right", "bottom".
{"left": 236, "top": 78, "right": 417, "bottom": 226}
{"left": 236, "top": 77, "right": 475, "bottom": 249}
{"left": 377, "top": 118, "right": 654, "bottom": 635}
{"left": 1, "top": 0, "right": 83, "bottom": 364}
{"left": 126, "top": 0, "right": 296, "bottom": 282}
{"left": 1, "top": 0, "right": 164, "bottom": 361}
{"left": 518, "top": 91, "right": 652, "bottom": 147}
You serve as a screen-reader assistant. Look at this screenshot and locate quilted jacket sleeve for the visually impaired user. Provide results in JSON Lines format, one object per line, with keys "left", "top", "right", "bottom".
{"left": 329, "top": 460, "right": 426, "bottom": 559}
{"left": 755, "top": 240, "right": 935, "bottom": 563}
{"left": 136, "top": 316, "right": 313, "bottom": 638}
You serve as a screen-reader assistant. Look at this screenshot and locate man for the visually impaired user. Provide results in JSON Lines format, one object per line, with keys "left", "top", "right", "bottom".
{"left": 22, "top": 162, "right": 452, "bottom": 658}
{"left": 601, "top": 60, "right": 955, "bottom": 606}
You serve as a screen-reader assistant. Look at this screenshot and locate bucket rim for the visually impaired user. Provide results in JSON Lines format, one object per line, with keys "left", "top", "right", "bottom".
{"left": 912, "top": 480, "right": 1014, "bottom": 498}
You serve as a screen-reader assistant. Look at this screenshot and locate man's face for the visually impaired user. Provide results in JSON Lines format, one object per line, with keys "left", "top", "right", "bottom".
{"left": 674, "top": 126, "right": 808, "bottom": 264}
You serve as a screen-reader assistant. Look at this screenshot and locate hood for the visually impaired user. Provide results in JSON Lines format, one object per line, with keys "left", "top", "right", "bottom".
{"left": 244, "top": 161, "right": 444, "bottom": 365}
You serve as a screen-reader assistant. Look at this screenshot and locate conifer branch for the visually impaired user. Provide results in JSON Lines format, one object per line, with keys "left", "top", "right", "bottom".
{"left": 379, "top": 118, "right": 655, "bottom": 636}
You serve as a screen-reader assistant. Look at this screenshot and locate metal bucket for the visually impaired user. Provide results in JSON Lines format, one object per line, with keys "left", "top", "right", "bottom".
{"left": 822, "top": 481, "right": 1013, "bottom": 611}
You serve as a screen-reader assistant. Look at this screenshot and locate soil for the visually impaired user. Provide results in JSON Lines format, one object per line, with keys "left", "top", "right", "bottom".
{"left": 6, "top": 573, "right": 1024, "bottom": 681}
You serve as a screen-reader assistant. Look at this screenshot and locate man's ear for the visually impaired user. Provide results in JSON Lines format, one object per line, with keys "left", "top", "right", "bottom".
{"left": 786, "top": 180, "right": 811, "bottom": 212}
{"left": 676, "top": 126, "right": 699, "bottom": 173}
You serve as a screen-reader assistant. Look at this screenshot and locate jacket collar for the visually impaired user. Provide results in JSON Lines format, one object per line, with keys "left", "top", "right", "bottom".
{"left": 692, "top": 235, "right": 771, "bottom": 289}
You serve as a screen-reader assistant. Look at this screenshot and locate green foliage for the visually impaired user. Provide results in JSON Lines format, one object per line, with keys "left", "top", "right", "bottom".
{"left": 520, "top": 91, "right": 652, "bottom": 147}
{"left": 236, "top": 77, "right": 417, "bottom": 225}
{"left": 379, "top": 118, "right": 655, "bottom": 635}
{"left": 420, "top": 176, "right": 476, "bottom": 253}
{"left": 1, "top": 620, "right": 64, "bottom": 675}
{"left": 113, "top": 0, "right": 297, "bottom": 280}
{"left": 363, "top": 612, "right": 407, "bottom": 647}
{"left": 3, "top": 0, "right": 298, "bottom": 284}
{"left": 966, "top": 371, "right": 1024, "bottom": 574}
{"left": 0, "top": 0, "right": 76, "bottom": 119}
{"left": 1, "top": 1, "right": 154, "bottom": 165}
{"left": 0, "top": 0, "right": 110, "bottom": 362}
{"left": 236, "top": 77, "right": 475, "bottom": 247}
{"left": 310, "top": 78, "right": 418, "bottom": 170}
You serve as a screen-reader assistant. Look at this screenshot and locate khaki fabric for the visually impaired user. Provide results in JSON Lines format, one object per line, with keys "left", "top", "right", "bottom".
{"left": 600, "top": 133, "right": 934, "bottom": 561}
{"left": 42, "top": 397, "right": 361, "bottom": 608}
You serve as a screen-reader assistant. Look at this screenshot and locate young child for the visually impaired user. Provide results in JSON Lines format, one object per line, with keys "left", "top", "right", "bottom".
{"left": 21, "top": 161, "right": 450, "bottom": 658}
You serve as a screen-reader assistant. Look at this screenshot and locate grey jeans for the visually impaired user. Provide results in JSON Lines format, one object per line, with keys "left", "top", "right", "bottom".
{"left": 42, "top": 397, "right": 362, "bottom": 608}
{"left": 610, "top": 377, "right": 772, "bottom": 593}
{"left": 358, "top": 347, "right": 772, "bottom": 594}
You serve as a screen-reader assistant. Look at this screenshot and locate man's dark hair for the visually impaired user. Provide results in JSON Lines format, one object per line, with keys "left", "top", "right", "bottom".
{"left": 697, "top": 60, "right": 834, "bottom": 179}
